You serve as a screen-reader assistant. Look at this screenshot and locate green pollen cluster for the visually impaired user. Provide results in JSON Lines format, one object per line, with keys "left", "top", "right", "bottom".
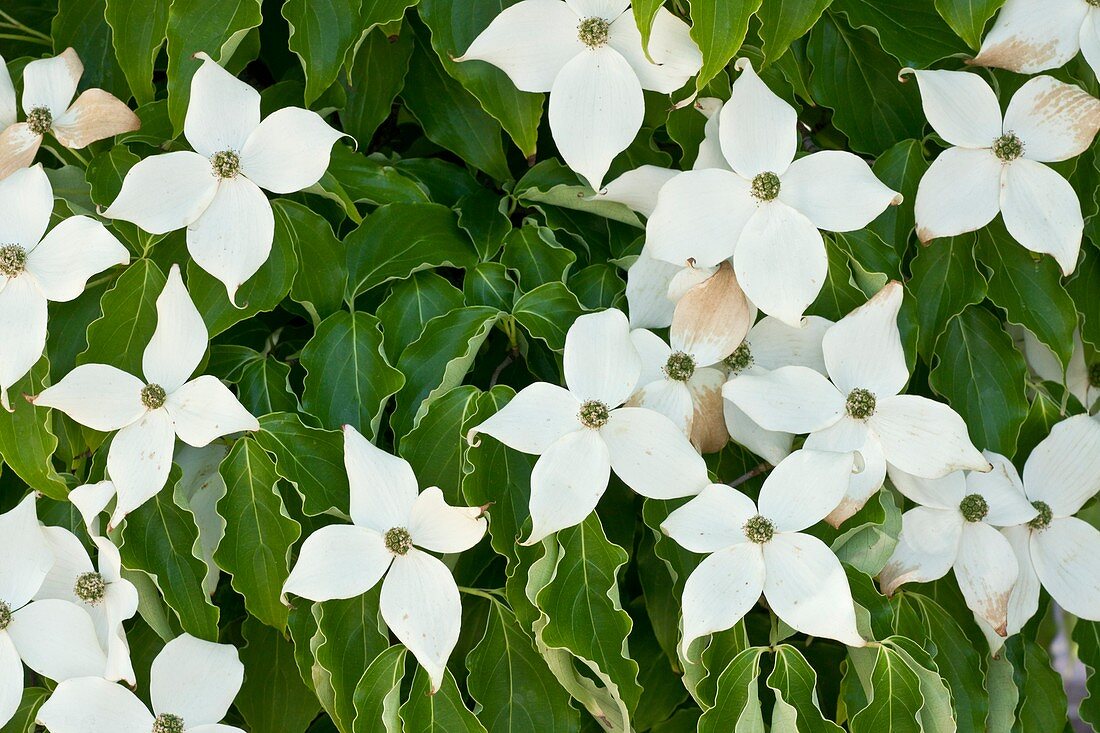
{"left": 724, "top": 342, "right": 754, "bottom": 376}
{"left": 1028, "top": 500, "right": 1053, "bottom": 531}
{"left": 384, "top": 526, "right": 413, "bottom": 555}
{"left": 743, "top": 514, "right": 775, "bottom": 544}
{"left": 992, "top": 132, "right": 1024, "bottom": 162}
{"left": 665, "top": 351, "right": 695, "bottom": 382}
{"left": 577, "top": 16, "right": 610, "bottom": 48}
{"left": 0, "top": 244, "right": 27, "bottom": 278}
{"left": 959, "top": 493, "right": 989, "bottom": 523}
{"left": 210, "top": 150, "right": 241, "bottom": 179}
{"left": 750, "top": 171, "right": 781, "bottom": 202}
{"left": 152, "top": 713, "right": 185, "bottom": 733}
{"left": 1089, "top": 362, "right": 1100, "bottom": 388}
{"left": 0, "top": 601, "right": 10, "bottom": 631}
{"left": 578, "top": 399, "right": 610, "bottom": 429}
{"left": 74, "top": 572, "right": 107, "bottom": 605}
{"left": 845, "top": 388, "right": 876, "bottom": 420}
{"left": 26, "top": 106, "right": 52, "bottom": 136}
{"left": 141, "top": 383, "right": 167, "bottom": 410}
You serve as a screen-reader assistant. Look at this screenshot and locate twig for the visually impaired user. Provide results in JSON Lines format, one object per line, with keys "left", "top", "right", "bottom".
{"left": 728, "top": 462, "right": 771, "bottom": 489}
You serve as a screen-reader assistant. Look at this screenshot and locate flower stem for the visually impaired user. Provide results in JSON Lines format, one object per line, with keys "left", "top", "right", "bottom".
{"left": 0, "top": 32, "right": 50, "bottom": 46}
{"left": 458, "top": 586, "right": 506, "bottom": 602}
{"left": 728, "top": 462, "right": 772, "bottom": 489}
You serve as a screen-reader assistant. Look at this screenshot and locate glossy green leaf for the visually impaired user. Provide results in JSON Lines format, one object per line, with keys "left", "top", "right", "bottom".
{"left": 934, "top": 0, "right": 1004, "bottom": 49}
{"left": 758, "top": 0, "right": 834, "bottom": 64}
{"left": 351, "top": 645, "right": 406, "bottom": 733}
{"left": 78, "top": 258, "right": 166, "bottom": 375}
{"left": 849, "top": 645, "right": 922, "bottom": 733}
{"left": 690, "top": 0, "right": 762, "bottom": 92}
{"left": 907, "top": 235, "right": 987, "bottom": 358}
{"left": 104, "top": 0, "right": 169, "bottom": 105}
{"left": 238, "top": 615, "right": 322, "bottom": 733}
{"left": 279, "top": 199, "right": 347, "bottom": 325}
{"left": 283, "top": 0, "right": 360, "bottom": 104}
{"left": 342, "top": 27, "right": 414, "bottom": 146}
{"left": 766, "top": 645, "right": 844, "bottom": 732}
{"left": 376, "top": 271, "right": 465, "bottom": 361}
{"left": 314, "top": 591, "right": 391, "bottom": 733}
{"left": 0, "top": 359, "right": 68, "bottom": 501}
{"left": 399, "top": 666, "right": 487, "bottom": 732}
{"left": 255, "top": 412, "right": 350, "bottom": 517}
{"left": 697, "top": 647, "right": 768, "bottom": 732}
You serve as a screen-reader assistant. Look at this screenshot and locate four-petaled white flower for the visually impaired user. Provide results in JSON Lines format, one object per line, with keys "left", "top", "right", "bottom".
{"left": 881, "top": 452, "right": 1038, "bottom": 635}
{"left": 629, "top": 262, "right": 752, "bottom": 452}
{"left": 282, "top": 424, "right": 487, "bottom": 693}
{"left": 0, "top": 49, "right": 139, "bottom": 180}
{"left": 0, "top": 165, "right": 129, "bottom": 410}
{"left": 645, "top": 59, "right": 901, "bottom": 326}
{"left": 972, "top": 0, "right": 1100, "bottom": 77}
{"left": 469, "top": 308, "right": 711, "bottom": 543}
{"left": 35, "top": 526, "right": 139, "bottom": 684}
{"left": 0, "top": 495, "right": 108, "bottom": 728}
{"left": 38, "top": 633, "right": 245, "bottom": 733}
{"left": 662, "top": 449, "right": 866, "bottom": 653}
{"left": 725, "top": 282, "right": 991, "bottom": 525}
{"left": 33, "top": 264, "right": 259, "bottom": 527}
{"left": 457, "top": 0, "right": 702, "bottom": 190}
{"left": 905, "top": 69, "right": 1100, "bottom": 275}
{"left": 102, "top": 53, "right": 345, "bottom": 302}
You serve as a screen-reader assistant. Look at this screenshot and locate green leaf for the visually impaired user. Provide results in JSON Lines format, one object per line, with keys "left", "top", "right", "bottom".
{"left": 314, "top": 591, "right": 391, "bottom": 733}
{"left": 392, "top": 306, "right": 501, "bottom": 439}
{"left": 513, "top": 281, "right": 587, "bottom": 352}
{"left": 215, "top": 439, "right": 301, "bottom": 630}
{"left": 465, "top": 262, "right": 517, "bottom": 311}
{"left": 907, "top": 235, "right": 987, "bottom": 358}
{"left": 758, "top": 0, "right": 834, "bottom": 65}
{"left": 766, "top": 645, "right": 843, "bottom": 732}
{"left": 934, "top": 0, "right": 1004, "bottom": 49}
{"left": 631, "top": 0, "right": 665, "bottom": 59}
{"left": 882, "top": 636, "right": 956, "bottom": 733}
{"left": 78, "top": 258, "right": 166, "bottom": 375}
{"left": 117, "top": 468, "right": 220, "bottom": 640}
{"left": 501, "top": 225, "right": 577, "bottom": 291}
{"left": 284, "top": 0, "right": 361, "bottom": 104}
{"left": 457, "top": 187, "right": 511, "bottom": 261}
{"left": 376, "top": 271, "right": 465, "bottom": 362}
{"left": 868, "top": 140, "right": 929, "bottom": 256}
{"left": 52, "top": 0, "right": 128, "bottom": 98}
{"left": 570, "top": 264, "right": 625, "bottom": 311}
{"left": 255, "top": 412, "right": 350, "bottom": 517}
{"left": 828, "top": 0, "right": 967, "bottom": 67}
{"left": 418, "top": 0, "right": 544, "bottom": 157}
{"left": 300, "top": 310, "right": 405, "bottom": 435}
{"left": 1005, "top": 636, "right": 1068, "bottom": 732}
{"left": 352, "top": 645, "right": 407, "bottom": 733}
{"left": 690, "top": 0, "right": 763, "bottom": 92}
{"left": 236, "top": 354, "right": 299, "bottom": 416}
{"left": 0, "top": 359, "right": 67, "bottom": 501}
{"left": 342, "top": 27, "right": 414, "bottom": 147}
{"left": 697, "top": 647, "right": 768, "bottom": 733}
{"left": 279, "top": 200, "right": 347, "bottom": 325}
{"left": 345, "top": 202, "right": 478, "bottom": 299}
{"left": 0, "top": 687, "right": 48, "bottom": 733}
{"left": 466, "top": 599, "right": 581, "bottom": 733}
{"left": 831, "top": 489, "right": 901, "bottom": 576}
{"left": 849, "top": 645, "right": 922, "bottom": 733}
{"left": 808, "top": 238, "right": 867, "bottom": 321}
{"left": 104, "top": 0, "right": 169, "bottom": 105}
{"left": 1074, "top": 619, "right": 1100, "bottom": 728}
{"left": 399, "top": 385, "right": 480, "bottom": 503}
{"left": 238, "top": 615, "right": 322, "bottom": 733}
{"left": 1068, "top": 247, "right": 1100, "bottom": 349}
{"left": 327, "top": 145, "right": 430, "bottom": 206}
{"left": 930, "top": 305, "right": 1029, "bottom": 455}
{"left": 399, "top": 666, "right": 487, "bottom": 732}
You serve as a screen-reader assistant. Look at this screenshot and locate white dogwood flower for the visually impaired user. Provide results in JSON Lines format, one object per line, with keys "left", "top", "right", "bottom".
{"left": 283, "top": 424, "right": 487, "bottom": 693}
{"left": 102, "top": 53, "right": 344, "bottom": 302}
{"left": 468, "top": 308, "right": 710, "bottom": 542}
{"left": 663, "top": 449, "right": 866, "bottom": 653}
{"left": 0, "top": 165, "right": 129, "bottom": 410}
{"left": 457, "top": 0, "right": 702, "bottom": 190}
{"left": 33, "top": 264, "right": 259, "bottom": 527}
{"left": 646, "top": 59, "right": 901, "bottom": 325}
{"left": 38, "top": 633, "right": 245, "bottom": 733}
{"left": 725, "top": 282, "right": 991, "bottom": 525}
{"left": 906, "top": 69, "right": 1100, "bottom": 275}
{"left": 0, "top": 495, "right": 108, "bottom": 728}
{"left": 629, "top": 262, "right": 752, "bottom": 452}
{"left": 881, "top": 453, "right": 1038, "bottom": 634}
{"left": 35, "top": 527, "right": 138, "bottom": 684}
{"left": 722, "top": 314, "right": 832, "bottom": 466}
{"left": 0, "top": 49, "right": 139, "bottom": 180}
{"left": 972, "top": 0, "right": 1100, "bottom": 77}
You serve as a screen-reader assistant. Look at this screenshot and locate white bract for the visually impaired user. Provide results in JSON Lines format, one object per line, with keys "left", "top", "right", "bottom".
{"left": 645, "top": 59, "right": 901, "bottom": 325}
{"left": 33, "top": 265, "right": 259, "bottom": 527}
{"left": 662, "top": 449, "right": 866, "bottom": 654}
{"left": 0, "top": 49, "right": 139, "bottom": 180}
{"left": 881, "top": 452, "right": 1038, "bottom": 635}
{"left": 282, "top": 425, "right": 487, "bottom": 693}
{"left": 35, "top": 527, "right": 138, "bottom": 684}
{"left": 1013, "top": 325, "right": 1098, "bottom": 412}
{"left": 38, "top": 633, "right": 245, "bottom": 733}
{"left": 724, "top": 282, "right": 991, "bottom": 525}
{"left": 973, "top": 0, "right": 1100, "bottom": 77}
{"left": 457, "top": 0, "right": 702, "bottom": 190}
{"left": 0, "top": 495, "right": 107, "bottom": 728}
{"left": 102, "top": 53, "right": 345, "bottom": 301}
{"left": 469, "top": 308, "right": 710, "bottom": 543}
{"left": 906, "top": 69, "right": 1100, "bottom": 275}
{"left": 0, "top": 165, "right": 129, "bottom": 410}
{"left": 722, "top": 314, "right": 832, "bottom": 465}
{"left": 629, "top": 262, "right": 752, "bottom": 452}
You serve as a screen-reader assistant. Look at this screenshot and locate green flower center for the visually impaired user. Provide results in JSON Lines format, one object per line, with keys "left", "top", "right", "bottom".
{"left": 577, "top": 17, "right": 610, "bottom": 48}
{"left": 845, "top": 388, "right": 876, "bottom": 420}
{"left": 1089, "top": 362, "right": 1100, "bottom": 389}
{"left": 1028, "top": 500, "right": 1053, "bottom": 531}
{"left": 578, "top": 399, "right": 610, "bottom": 429}
{"left": 152, "top": 713, "right": 185, "bottom": 733}
{"left": 141, "top": 383, "right": 167, "bottom": 410}
{"left": 743, "top": 514, "right": 775, "bottom": 544}
{"left": 26, "top": 106, "right": 52, "bottom": 136}
{"left": 664, "top": 351, "right": 695, "bottom": 382}
{"left": 959, "top": 493, "right": 989, "bottom": 523}
{"left": 210, "top": 150, "right": 241, "bottom": 179}
{"left": 74, "top": 572, "right": 107, "bottom": 605}
{"left": 750, "top": 172, "right": 781, "bottom": 202}
{"left": 724, "top": 342, "right": 754, "bottom": 376}
{"left": 0, "top": 601, "right": 11, "bottom": 631}
{"left": 992, "top": 133, "right": 1024, "bottom": 162}
{"left": 0, "top": 244, "right": 27, "bottom": 278}
{"left": 384, "top": 526, "right": 413, "bottom": 556}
